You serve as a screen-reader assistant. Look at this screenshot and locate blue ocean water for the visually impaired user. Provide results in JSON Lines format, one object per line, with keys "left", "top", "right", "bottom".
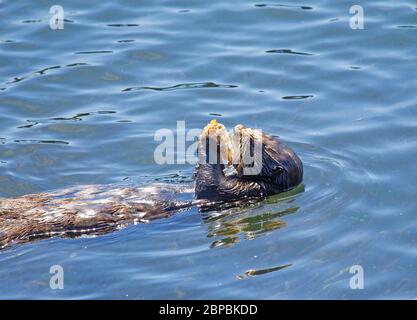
{"left": 0, "top": 0, "right": 416, "bottom": 299}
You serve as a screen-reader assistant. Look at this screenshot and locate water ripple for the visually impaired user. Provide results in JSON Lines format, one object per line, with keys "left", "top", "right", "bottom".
{"left": 237, "top": 263, "right": 292, "bottom": 279}
{"left": 117, "top": 39, "right": 135, "bottom": 43}
{"left": 1, "top": 63, "right": 89, "bottom": 91}
{"left": 254, "top": 3, "right": 313, "bottom": 10}
{"left": 266, "top": 49, "right": 314, "bottom": 56}
{"left": 107, "top": 23, "right": 140, "bottom": 27}
{"left": 17, "top": 111, "right": 118, "bottom": 129}
{"left": 75, "top": 50, "right": 113, "bottom": 54}
{"left": 396, "top": 25, "right": 417, "bottom": 29}
{"left": 122, "top": 82, "right": 238, "bottom": 92}
{"left": 12, "top": 139, "right": 69, "bottom": 145}
{"left": 282, "top": 95, "right": 314, "bottom": 100}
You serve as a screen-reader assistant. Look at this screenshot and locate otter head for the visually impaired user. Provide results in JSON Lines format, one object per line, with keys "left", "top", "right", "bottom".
{"left": 195, "top": 120, "right": 303, "bottom": 204}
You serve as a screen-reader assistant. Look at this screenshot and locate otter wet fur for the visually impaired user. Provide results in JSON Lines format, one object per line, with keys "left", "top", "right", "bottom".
{"left": 0, "top": 120, "right": 303, "bottom": 249}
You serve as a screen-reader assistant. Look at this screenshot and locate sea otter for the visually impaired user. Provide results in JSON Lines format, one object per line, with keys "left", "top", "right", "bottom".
{"left": 0, "top": 120, "right": 302, "bottom": 248}
{"left": 195, "top": 120, "right": 302, "bottom": 205}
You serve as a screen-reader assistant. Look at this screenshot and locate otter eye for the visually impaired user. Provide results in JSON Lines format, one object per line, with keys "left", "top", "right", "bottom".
{"left": 272, "top": 165, "right": 285, "bottom": 174}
